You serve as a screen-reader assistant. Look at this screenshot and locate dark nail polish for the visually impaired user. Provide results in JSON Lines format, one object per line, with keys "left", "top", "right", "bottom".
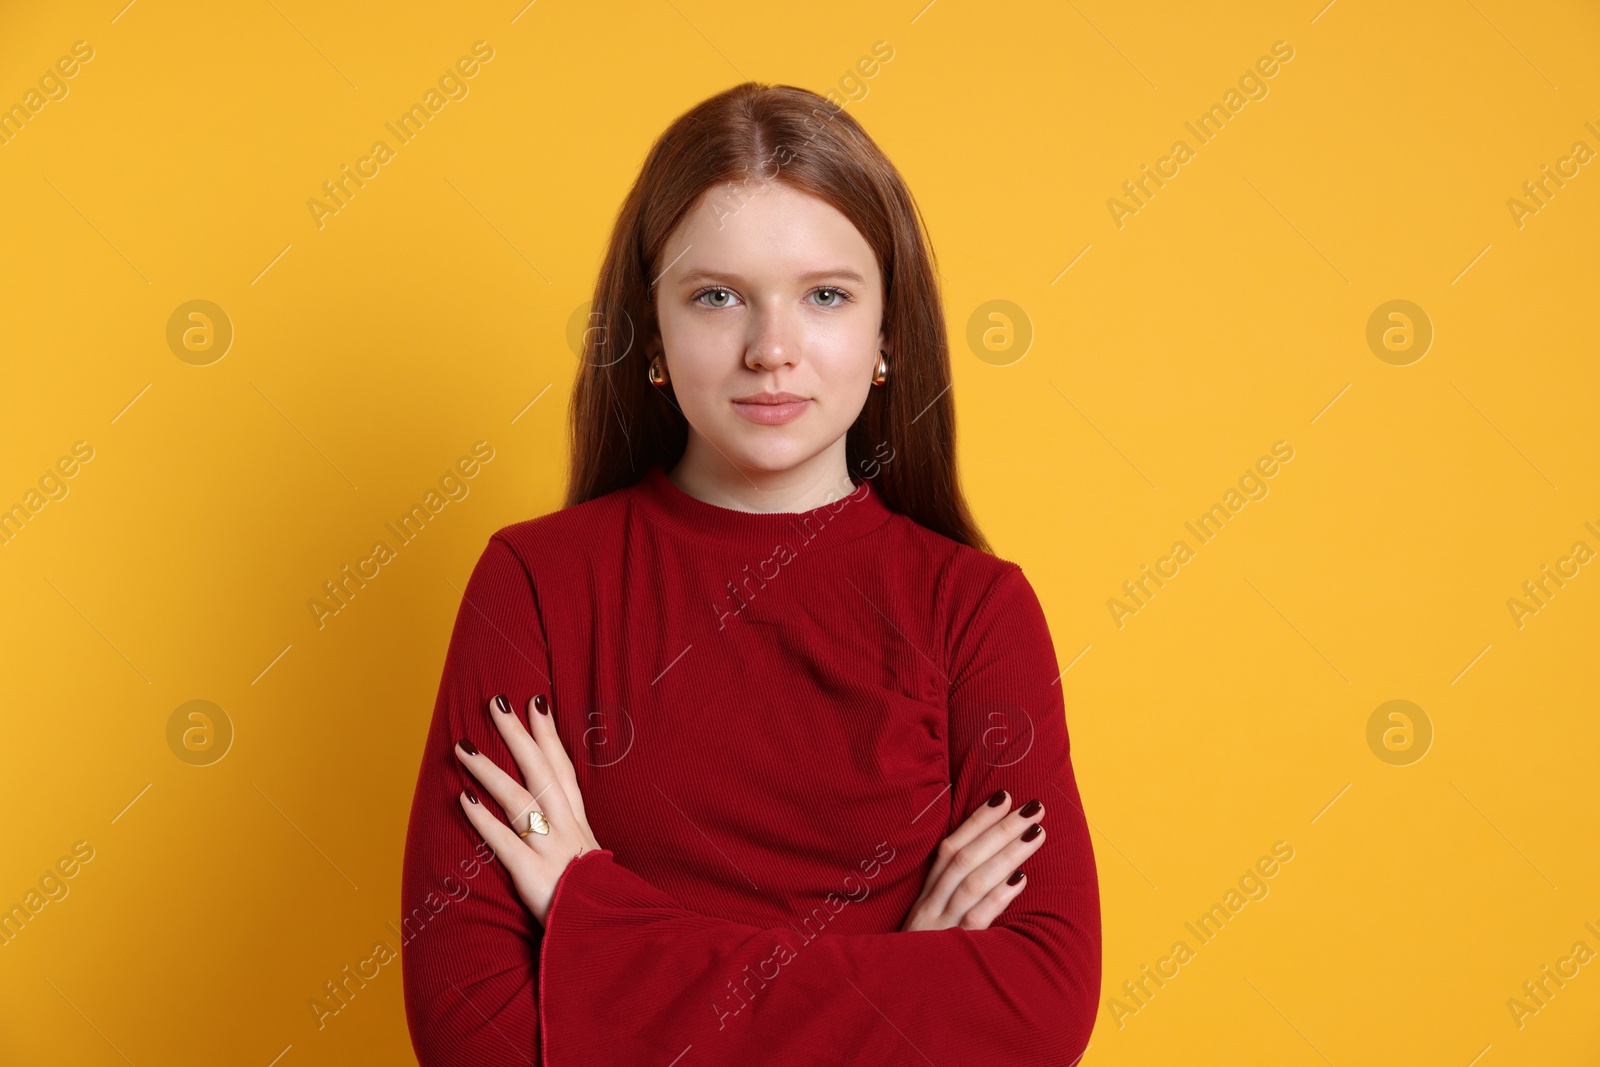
{"left": 493, "top": 694, "right": 511, "bottom": 715}
{"left": 1021, "top": 822, "right": 1043, "bottom": 842}
{"left": 986, "top": 789, "right": 1007, "bottom": 807}
{"left": 1007, "top": 869, "right": 1024, "bottom": 886}
{"left": 533, "top": 693, "right": 549, "bottom": 715}
{"left": 457, "top": 738, "right": 478, "bottom": 756}
{"left": 465, "top": 788, "right": 480, "bottom": 805}
{"left": 1018, "top": 798, "right": 1042, "bottom": 819}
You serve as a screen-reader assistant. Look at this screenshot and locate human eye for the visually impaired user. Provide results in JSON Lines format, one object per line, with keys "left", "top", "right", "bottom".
{"left": 691, "top": 286, "right": 740, "bottom": 309}
{"left": 809, "top": 286, "right": 853, "bottom": 308}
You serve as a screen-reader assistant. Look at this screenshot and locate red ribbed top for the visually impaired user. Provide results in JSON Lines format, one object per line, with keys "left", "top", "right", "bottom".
{"left": 400, "top": 464, "right": 1101, "bottom": 1065}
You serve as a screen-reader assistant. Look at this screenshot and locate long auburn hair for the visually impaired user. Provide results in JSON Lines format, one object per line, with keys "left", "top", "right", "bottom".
{"left": 564, "top": 80, "right": 989, "bottom": 552}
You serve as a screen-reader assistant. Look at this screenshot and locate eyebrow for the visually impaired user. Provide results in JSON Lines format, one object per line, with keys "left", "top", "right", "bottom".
{"left": 674, "top": 266, "right": 868, "bottom": 287}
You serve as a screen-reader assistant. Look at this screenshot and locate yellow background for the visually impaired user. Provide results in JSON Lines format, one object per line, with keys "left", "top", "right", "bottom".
{"left": 2, "top": 0, "right": 1597, "bottom": 1063}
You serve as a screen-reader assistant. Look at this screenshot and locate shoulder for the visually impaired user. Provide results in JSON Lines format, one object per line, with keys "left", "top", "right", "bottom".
{"left": 486, "top": 481, "right": 637, "bottom": 572}
{"left": 454, "top": 486, "right": 637, "bottom": 619}
{"left": 880, "top": 510, "right": 1028, "bottom": 608}
{"left": 924, "top": 538, "right": 1056, "bottom": 686}
{"left": 875, "top": 511, "right": 1043, "bottom": 655}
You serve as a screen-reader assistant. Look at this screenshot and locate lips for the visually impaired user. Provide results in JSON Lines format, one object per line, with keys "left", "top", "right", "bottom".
{"left": 731, "top": 393, "right": 810, "bottom": 426}
{"left": 732, "top": 392, "right": 808, "bottom": 405}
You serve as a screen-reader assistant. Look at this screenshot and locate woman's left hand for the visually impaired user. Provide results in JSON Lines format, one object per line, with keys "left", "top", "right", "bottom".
{"left": 453, "top": 693, "right": 602, "bottom": 926}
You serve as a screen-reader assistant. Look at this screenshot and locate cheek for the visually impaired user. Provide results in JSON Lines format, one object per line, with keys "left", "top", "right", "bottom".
{"left": 806, "top": 322, "right": 877, "bottom": 393}
{"left": 806, "top": 344, "right": 876, "bottom": 440}
{"left": 657, "top": 313, "right": 732, "bottom": 416}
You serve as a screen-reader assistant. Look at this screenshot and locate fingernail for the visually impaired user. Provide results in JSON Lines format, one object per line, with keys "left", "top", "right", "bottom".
{"left": 1021, "top": 822, "right": 1042, "bottom": 842}
{"left": 465, "top": 788, "right": 480, "bottom": 805}
{"left": 457, "top": 738, "right": 478, "bottom": 756}
{"left": 1018, "top": 798, "right": 1042, "bottom": 819}
{"left": 493, "top": 694, "right": 511, "bottom": 715}
{"left": 1007, "top": 869, "right": 1024, "bottom": 886}
{"left": 986, "top": 789, "right": 1007, "bottom": 807}
{"left": 533, "top": 693, "right": 549, "bottom": 715}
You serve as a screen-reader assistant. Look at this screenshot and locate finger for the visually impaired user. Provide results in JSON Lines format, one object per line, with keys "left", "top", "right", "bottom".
{"left": 490, "top": 693, "right": 582, "bottom": 818}
{"left": 949, "top": 823, "right": 1046, "bottom": 924}
{"left": 524, "top": 694, "right": 584, "bottom": 805}
{"left": 458, "top": 789, "right": 539, "bottom": 876}
{"left": 957, "top": 868, "right": 1029, "bottom": 931}
{"left": 476, "top": 701, "right": 578, "bottom": 832}
{"left": 926, "top": 803, "right": 1045, "bottom": 916}
{"left": 487, "top": 695, "right": 569, "bottom": 809}
{"left": 920, "top": 789, "right": 1014, "bottom": 894}
{"left": 454, "top": 738, "right": 541, "bottom": 830}
{"left": 941, "top": 789, "right": 1014, "bottom": 857}
{"left": 980, "top": 821, "right": 1046, "bottom": 888}
{"left": 958, "top": 799, "right": 1045, "bottom": 876}
{"left": 940, "top": 825, "right": 1043, "bottom": 934}
{"left": 459, "top": 790, "right": 562, "bottom": 926}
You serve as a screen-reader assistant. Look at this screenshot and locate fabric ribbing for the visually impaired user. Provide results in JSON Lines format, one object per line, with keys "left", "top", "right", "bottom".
{"left": 400, "top": 464, "right": 1102, "bottom": 1065}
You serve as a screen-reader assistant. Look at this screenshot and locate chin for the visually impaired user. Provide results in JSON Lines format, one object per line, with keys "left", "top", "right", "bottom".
{"left": 719, "top": 435, "right": 818, "bottom": 476}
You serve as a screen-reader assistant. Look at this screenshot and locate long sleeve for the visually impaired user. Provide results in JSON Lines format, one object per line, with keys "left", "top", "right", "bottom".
{"left": 536, "top": 562, "right": 1102, "bottom": 1066}
{"left": 401, "top": 534, "right": 554, "bottom": 1066}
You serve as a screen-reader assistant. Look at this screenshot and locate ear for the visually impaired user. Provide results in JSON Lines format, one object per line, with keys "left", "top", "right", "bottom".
{"left": 641, "top": 310, "right": 662, "bottom": 361}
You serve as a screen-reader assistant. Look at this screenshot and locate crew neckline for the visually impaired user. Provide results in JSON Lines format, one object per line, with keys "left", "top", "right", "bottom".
{"left": 633, "top": 464, "right": 894, "bottom": 551}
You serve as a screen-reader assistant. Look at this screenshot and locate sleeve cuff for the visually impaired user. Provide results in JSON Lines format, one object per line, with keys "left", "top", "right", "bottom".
{"left": 537, "top": 848, "right": 613, "bottom": 1067}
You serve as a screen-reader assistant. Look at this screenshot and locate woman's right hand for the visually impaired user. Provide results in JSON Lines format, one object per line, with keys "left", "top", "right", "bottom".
{"left": 900, "top": 791, "right": 1045, "bottom": 932}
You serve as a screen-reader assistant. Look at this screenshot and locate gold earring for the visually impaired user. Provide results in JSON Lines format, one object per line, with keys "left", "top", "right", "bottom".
{"left": 872, "top": 351, "right": 888, "bottom": 386}
{"left": 648, "top": 354, "right": 668, "bottom": 386}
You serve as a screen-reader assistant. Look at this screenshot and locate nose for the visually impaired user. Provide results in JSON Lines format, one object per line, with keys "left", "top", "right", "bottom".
{"left": 744, "top": 302, "right": 799, "bottom": 373}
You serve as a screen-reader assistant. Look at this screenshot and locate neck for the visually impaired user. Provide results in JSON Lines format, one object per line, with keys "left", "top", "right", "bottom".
{"left": 667, "top": 435, "right": 857, "bottom": 514}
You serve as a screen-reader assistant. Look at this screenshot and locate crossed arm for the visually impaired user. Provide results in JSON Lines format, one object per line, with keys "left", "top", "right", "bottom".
{"left": 400, "top": 536, "right": 1101, "bottom": 1065}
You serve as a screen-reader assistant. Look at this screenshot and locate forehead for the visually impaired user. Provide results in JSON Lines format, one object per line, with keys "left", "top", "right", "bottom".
{"left": 663, "top": 181, "right": 877, "bottom": 284}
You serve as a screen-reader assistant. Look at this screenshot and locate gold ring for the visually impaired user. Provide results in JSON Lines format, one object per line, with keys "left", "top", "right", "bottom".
{"left": 517, "top": 809, "right": 551, "bottom": 837}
